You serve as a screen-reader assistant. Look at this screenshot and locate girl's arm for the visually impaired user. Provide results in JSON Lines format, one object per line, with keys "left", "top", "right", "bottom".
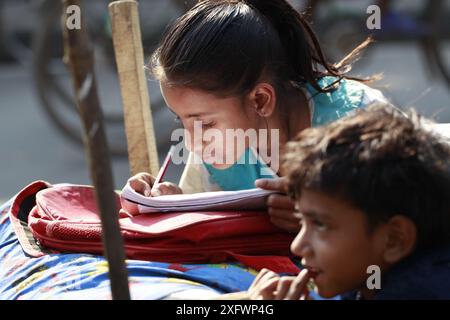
{"left": 256, "top": 178, "right": 301, "bottom": 233}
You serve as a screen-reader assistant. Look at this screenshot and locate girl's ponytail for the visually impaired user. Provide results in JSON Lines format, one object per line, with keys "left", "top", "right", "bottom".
{"left": 244, "top": 0, "right": 371, "bottom": 92}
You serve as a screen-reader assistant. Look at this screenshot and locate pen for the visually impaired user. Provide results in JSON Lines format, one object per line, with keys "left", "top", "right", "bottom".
{"left": 150, "top": 145, "right": 176, "bottom": 194}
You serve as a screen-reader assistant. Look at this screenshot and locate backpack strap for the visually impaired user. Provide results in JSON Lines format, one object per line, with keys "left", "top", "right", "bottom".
{"left": 9, "top": 180, "right": 53, "bottom": 257}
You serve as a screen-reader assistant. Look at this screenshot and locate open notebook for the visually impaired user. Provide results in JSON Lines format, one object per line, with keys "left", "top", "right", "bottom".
{"left": 120, "top": 183, "right": 277, "bottom": 213}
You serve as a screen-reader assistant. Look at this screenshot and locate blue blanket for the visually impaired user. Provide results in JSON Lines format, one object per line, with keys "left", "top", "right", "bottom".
{"left": 0, "top": 197, "right": 257, "bottom": 300}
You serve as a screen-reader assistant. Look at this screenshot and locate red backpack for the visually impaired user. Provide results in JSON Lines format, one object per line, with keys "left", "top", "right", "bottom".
{"left": 9, "top": 180, "right": 300, "bottom": 273}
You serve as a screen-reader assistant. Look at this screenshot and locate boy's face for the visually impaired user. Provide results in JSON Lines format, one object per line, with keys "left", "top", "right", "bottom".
{"left": 291, "top": 189, "right": 388, "bottom": 298}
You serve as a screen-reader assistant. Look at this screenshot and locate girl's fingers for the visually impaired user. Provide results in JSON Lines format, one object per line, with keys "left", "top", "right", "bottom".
{"left": 132, "top": 172, "right": 156, "bottom": 185}
{"left": 268, "top": 208, "right": 300, "bottom": 222}
{"left": 128, "top": 173, "right": 156, "bottom": 196}
{"left": 255, "top": 177, "right": 288, "bottom": 193}
{"left": 285, "top": 269, "right": 312, "bottom": 300}
{"left": 270, "top": 217, "right": 301, "bottom": 233}
{"left": 151, "top": 182, "right": 183, "bottom": 196}
{"left": 267, "top": 194, "right": 295, "bottom": 210}
{"left": 129, "top": 179, "right": 150, "bottom": 196}
{"left": 129, "top": 173, "right": 182, "bottom": 197}
{"left": 275, "top": 277, "right": 295, "bottom": 300}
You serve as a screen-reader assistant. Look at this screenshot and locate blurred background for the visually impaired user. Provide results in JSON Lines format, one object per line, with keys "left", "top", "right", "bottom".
{"left": 0, "top": 0, "right": 449, "bottom": 201}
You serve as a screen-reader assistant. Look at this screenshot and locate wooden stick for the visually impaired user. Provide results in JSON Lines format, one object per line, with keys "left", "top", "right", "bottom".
{"left": 108, "top": 0, "right": 159, "bottom": 176}
{"left": 62, "top": 0, "right": 130, "bottom": 300}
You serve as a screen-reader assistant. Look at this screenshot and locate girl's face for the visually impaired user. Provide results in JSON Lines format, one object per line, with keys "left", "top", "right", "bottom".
{"left": 160, "top": 83, "right": 263, "bottom": 168}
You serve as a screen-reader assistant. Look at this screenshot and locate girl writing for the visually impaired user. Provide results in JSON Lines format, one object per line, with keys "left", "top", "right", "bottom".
{"left": 128, "top": 0, "right": 387, "bottom": 233}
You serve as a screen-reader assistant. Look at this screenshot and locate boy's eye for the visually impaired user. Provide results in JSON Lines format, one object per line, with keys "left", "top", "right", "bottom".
{"left": 202, "top": 121, "right": 215, "bottom": 129}
{"left": 313, "top": 219, "right": 328, "bottom": 230}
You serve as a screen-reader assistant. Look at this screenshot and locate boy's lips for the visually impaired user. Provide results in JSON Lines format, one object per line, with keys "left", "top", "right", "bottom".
{"left": 303, "top": 266, "right": 322, "bottom": 278}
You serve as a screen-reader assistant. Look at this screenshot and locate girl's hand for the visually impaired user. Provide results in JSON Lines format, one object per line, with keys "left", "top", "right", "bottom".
{"left": 249, "top": 269, "right": 313, "bottom": 300}
{"left": 255, "top": 178, "right": 301, "bottom": 233}
{"left": 127, "top": 172, "right": 183, "bottom": 197}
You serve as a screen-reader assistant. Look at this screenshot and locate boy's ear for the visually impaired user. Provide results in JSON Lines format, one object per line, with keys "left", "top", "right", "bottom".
{"left": 248, "top": 82, "right": 276, "bottom": 117}
{"left": 382, "top": 215, "right": 417, "bottom": 264}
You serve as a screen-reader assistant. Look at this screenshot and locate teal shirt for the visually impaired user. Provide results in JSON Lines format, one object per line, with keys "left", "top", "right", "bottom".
{"left": 205, "top": 76, "right": 383, "bottom": 191}
{"left": 306, "top": 76, "right": 368, "bottom": 126}
{"left": 205, "top": 148, "right": 276, "bottom": 191}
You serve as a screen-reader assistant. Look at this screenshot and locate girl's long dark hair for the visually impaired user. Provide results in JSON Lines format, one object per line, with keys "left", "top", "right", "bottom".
{"left": 151, "top": 0, "right": 371, "bottom": 98}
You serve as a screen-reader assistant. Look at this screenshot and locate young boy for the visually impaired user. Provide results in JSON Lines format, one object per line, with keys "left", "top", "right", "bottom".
{"left": 249, "top": 103, "right": 450, "bottom": 300}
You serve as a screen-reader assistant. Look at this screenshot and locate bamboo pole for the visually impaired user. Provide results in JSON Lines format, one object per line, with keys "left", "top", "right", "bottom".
{"left": 62, "top": 0, "right": 130, "bottom": 300}
{"left": 109, "top": 0, "right": 159, "bottom": 176}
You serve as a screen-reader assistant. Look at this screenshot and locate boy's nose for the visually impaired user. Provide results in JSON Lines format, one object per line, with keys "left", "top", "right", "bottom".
{"left": 290, "top": 226, "right": 313, "bottom": 258}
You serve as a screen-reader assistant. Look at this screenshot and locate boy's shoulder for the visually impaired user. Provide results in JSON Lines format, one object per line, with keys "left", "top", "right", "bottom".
{"left": 376, "top": 244, "right": 450, "bottom": 299}
{"left": 304, "top": 76, "right": 387, "bottom": 126}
